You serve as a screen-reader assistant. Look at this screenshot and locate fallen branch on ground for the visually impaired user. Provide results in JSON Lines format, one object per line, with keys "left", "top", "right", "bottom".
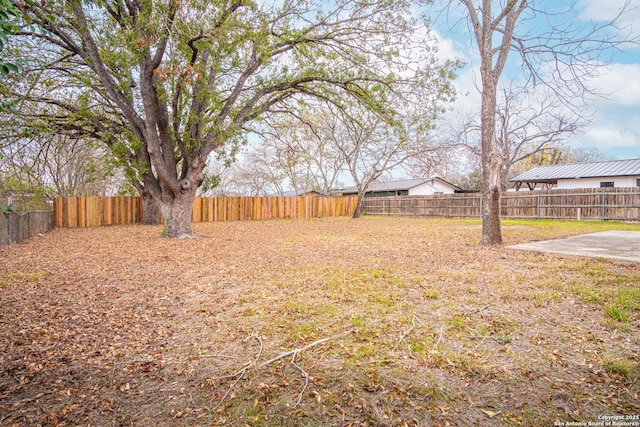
{"left": 259, "top": 330, "right": 353, "bottom": 368}
{"left": 211, "top": 330, "right": 353, "bottom": 408}
{"left": 390, "top": 315, "right": 425, "bottom": 353}
{"left": 212, "top": 332, "right": 263, "bottom": 407}
{"left": 430, "top": 325, "right": 445, "bottom": 354}
{"left": 290, "top": 353, "right": 309, "bottom": 407}
{"left": 198, "top": 354, "right": 238, "bottom": 360}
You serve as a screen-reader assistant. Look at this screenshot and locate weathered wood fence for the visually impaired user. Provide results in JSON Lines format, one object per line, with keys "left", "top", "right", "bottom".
{"left": 53, "top": 195, "right": 358, "bottom": 228}
{"left": 361, "top": 188, "right": 640, "bottom": 221}
{"left": 1, "top": 211, "right": 54, "bottom": 246}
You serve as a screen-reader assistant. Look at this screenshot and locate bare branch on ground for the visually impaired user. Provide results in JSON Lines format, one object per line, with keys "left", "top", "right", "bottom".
{"left": 390, "top": 315, "right": 425, "bottom": 353}
{"left": 211, "top": 330, "right": 353, "bottom": 408}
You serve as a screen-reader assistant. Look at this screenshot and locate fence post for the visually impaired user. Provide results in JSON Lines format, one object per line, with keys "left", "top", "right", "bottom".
{"left": 17, "top": 213, "right": 20, "bottom": 242}
{"left": 414, "top": 197, "right": 417, "bottom": 217}
{"left": 537, "top": 191, "right": 541, "bottom": 220}
{"left": 446, "top": 195, "right": 450, "bottom": 218}
{"left": 602, "top": 190, "right": 606, "bottom": 221}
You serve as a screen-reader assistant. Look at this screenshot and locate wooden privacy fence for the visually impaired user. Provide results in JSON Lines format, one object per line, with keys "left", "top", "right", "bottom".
{"left": 361, "top": 188, "right": 640, "bottom": 221}
{"left": 54, "top": 195, "right": 358, "bottom": 228}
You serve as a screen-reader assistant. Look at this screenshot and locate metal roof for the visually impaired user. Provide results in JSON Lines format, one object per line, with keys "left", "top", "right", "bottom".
{"left": 342, "top": 177, "right": 459, "bottom": 194}
{"left": 510, "top": 158, "right": 640, "bottom": 183}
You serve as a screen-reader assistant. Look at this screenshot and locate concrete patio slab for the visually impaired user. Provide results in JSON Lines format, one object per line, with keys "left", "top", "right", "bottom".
{"left": 508, "top": 230, "right": 640, "bottom": 264}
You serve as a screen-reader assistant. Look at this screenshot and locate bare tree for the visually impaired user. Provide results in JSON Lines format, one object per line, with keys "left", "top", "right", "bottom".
{"left": 496, "top": 84, "right": 583, "bottom": 189}
{"left": 448, "top": 0, "right": 638, "bottom": 245}
{"left": 201, "top": 144, "right": 304, "bottom": 197}
{"left": 255, "top": 132, "right": 318, "bottom": 196}
{"left": 253, "top": 116, "right": 347, "bottom": 195}
{"left": 0, "top": 132, "right": 123, "bottom": 208}
{"left": 233, "top": 145, "right": 290, "bottom": 196}
{"left": 453, "top": 82, "right": 583, "bottom": 190}
{"left": 568, "top": 146, "right": 613, "bottom": 164}
{"left": 405, "top": 124, "right": 463, "bottom": 180}
{"left": 316, "top": 97, "right": 449, "bottom": 218}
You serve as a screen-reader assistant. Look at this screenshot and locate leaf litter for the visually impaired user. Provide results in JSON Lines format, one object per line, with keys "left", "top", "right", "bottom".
{"left": 0, "top": 217, "right": 638, "bottom": 426}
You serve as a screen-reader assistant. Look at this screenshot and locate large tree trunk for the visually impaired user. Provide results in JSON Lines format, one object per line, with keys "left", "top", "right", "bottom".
{"left": 480, "top": 144, "right": 504, "bottom": 245}
{"left": 140, "top": 193, "right": 161, "bottom": 224}
{"left": 352, "top": 194, "right": 364, "bottom": 218}
{"left": 480, "top": 121, "right": 503, "bottom": 245}
{"left": 133, "top": 175, "right": 162, "bottom": 225}
{"left": 480, "top": 13, "right": 504, "bottom": 246}
{"left": 480, "top": 184, "right": 502, "bottom": 246}
{"left": 158, "top": 190, "right": 197, "bottom": 238}
{"left": 479, "top": 71, "right": 503, "bottom": 245}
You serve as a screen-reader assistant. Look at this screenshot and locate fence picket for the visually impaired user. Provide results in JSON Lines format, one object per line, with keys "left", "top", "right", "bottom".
{"left": 53, "top": 195, "right": 359, "bottom": 228}
{"left": 361, "top": 188, "right": 640, "bottom": 221}
{"left": 54, "top": 189, "right": 640, "bottom": 229}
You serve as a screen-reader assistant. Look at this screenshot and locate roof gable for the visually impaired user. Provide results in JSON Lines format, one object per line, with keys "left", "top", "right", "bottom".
{"left": 511, "top": 158, "right": 640, "bottom": 182}
{"left": 342, "top": 177, "right": 460, "bottom": 194}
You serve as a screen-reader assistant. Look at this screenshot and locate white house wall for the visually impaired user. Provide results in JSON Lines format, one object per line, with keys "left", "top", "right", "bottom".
{"left": 556, "top": 176, "right": 640, "bottom": 189}
{"left": 408, "top": 180, "right": 456, "bottom": 195}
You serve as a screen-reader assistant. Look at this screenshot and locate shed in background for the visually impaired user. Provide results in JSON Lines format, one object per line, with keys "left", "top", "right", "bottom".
{"left": 342, "top": 177, "right": 461, "bottom": 197}
{"left": 510, "top": 158, "right": 640, "bottom": 191}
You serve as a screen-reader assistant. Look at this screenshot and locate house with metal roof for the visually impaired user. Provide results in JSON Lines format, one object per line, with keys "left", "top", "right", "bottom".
{"left": 510, "top": 158, "right": 640, "bottom": 191}
{"left": 341, "top": 177, "right": 461, "bottom": 197}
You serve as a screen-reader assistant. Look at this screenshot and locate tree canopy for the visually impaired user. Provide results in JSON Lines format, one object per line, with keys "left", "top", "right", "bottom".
{"left": 0, "top": 0, "right": 19, "bottom": 77}
{"left": 5, "top": 0, "right": 458, "bottom": 237}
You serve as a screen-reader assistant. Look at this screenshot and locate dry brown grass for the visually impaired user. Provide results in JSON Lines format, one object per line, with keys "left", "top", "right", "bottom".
{"left": 0, "top": 217, "right": 639, "bottom": 426}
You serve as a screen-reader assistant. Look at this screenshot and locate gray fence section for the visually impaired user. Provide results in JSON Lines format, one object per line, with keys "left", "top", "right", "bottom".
{"left": 360, "top": 188, "right": 640, "bottom": 222}
{"left": 0, "top": 211, "right": 54, "bottom": 246}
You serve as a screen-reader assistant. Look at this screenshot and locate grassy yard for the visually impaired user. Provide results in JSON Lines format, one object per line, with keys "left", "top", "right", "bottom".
{"left": 0, "top": 217, "right": 639, "bottom": 426}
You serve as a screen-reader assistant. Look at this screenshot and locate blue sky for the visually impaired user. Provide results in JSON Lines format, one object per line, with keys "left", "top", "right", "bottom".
{"left": 429, "top": 0, "right": 640, "bottom": 160}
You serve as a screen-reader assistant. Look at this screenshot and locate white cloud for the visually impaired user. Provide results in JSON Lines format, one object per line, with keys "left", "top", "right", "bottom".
{"left": 574, "top": 115, "right": 640, "bottom": 159}
{"left": 591, "top": 63, "right": 640, "bottom": 107}
{"left": 577, "top": 61, "right": 640, "bottom": 157}
{"left": 581, "top": 125, "right": 639, "bottom": 148}
{"left": 430, "top": 29, "right": 481, "bottom": 112}
{"left": 432, "top": 33, "right": 460, "bottom": 62}
{"left": 578, "top": 0, "right": 640, "bottom": 25}
{"left": 450, "top": 67, "right": 481, "bottom": 112}
{"left": 577, "top": 0, "right": 640, "bottom": 55}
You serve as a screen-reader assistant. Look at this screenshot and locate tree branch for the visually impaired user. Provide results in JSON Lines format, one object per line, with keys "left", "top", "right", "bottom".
{"left": 209, "top": 330, "right": 353, "bottom": 408}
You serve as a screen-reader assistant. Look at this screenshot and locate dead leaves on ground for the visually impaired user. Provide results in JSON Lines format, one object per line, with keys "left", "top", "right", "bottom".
{"left": 0, "top": 218, "right": 639, "bottom": 426}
